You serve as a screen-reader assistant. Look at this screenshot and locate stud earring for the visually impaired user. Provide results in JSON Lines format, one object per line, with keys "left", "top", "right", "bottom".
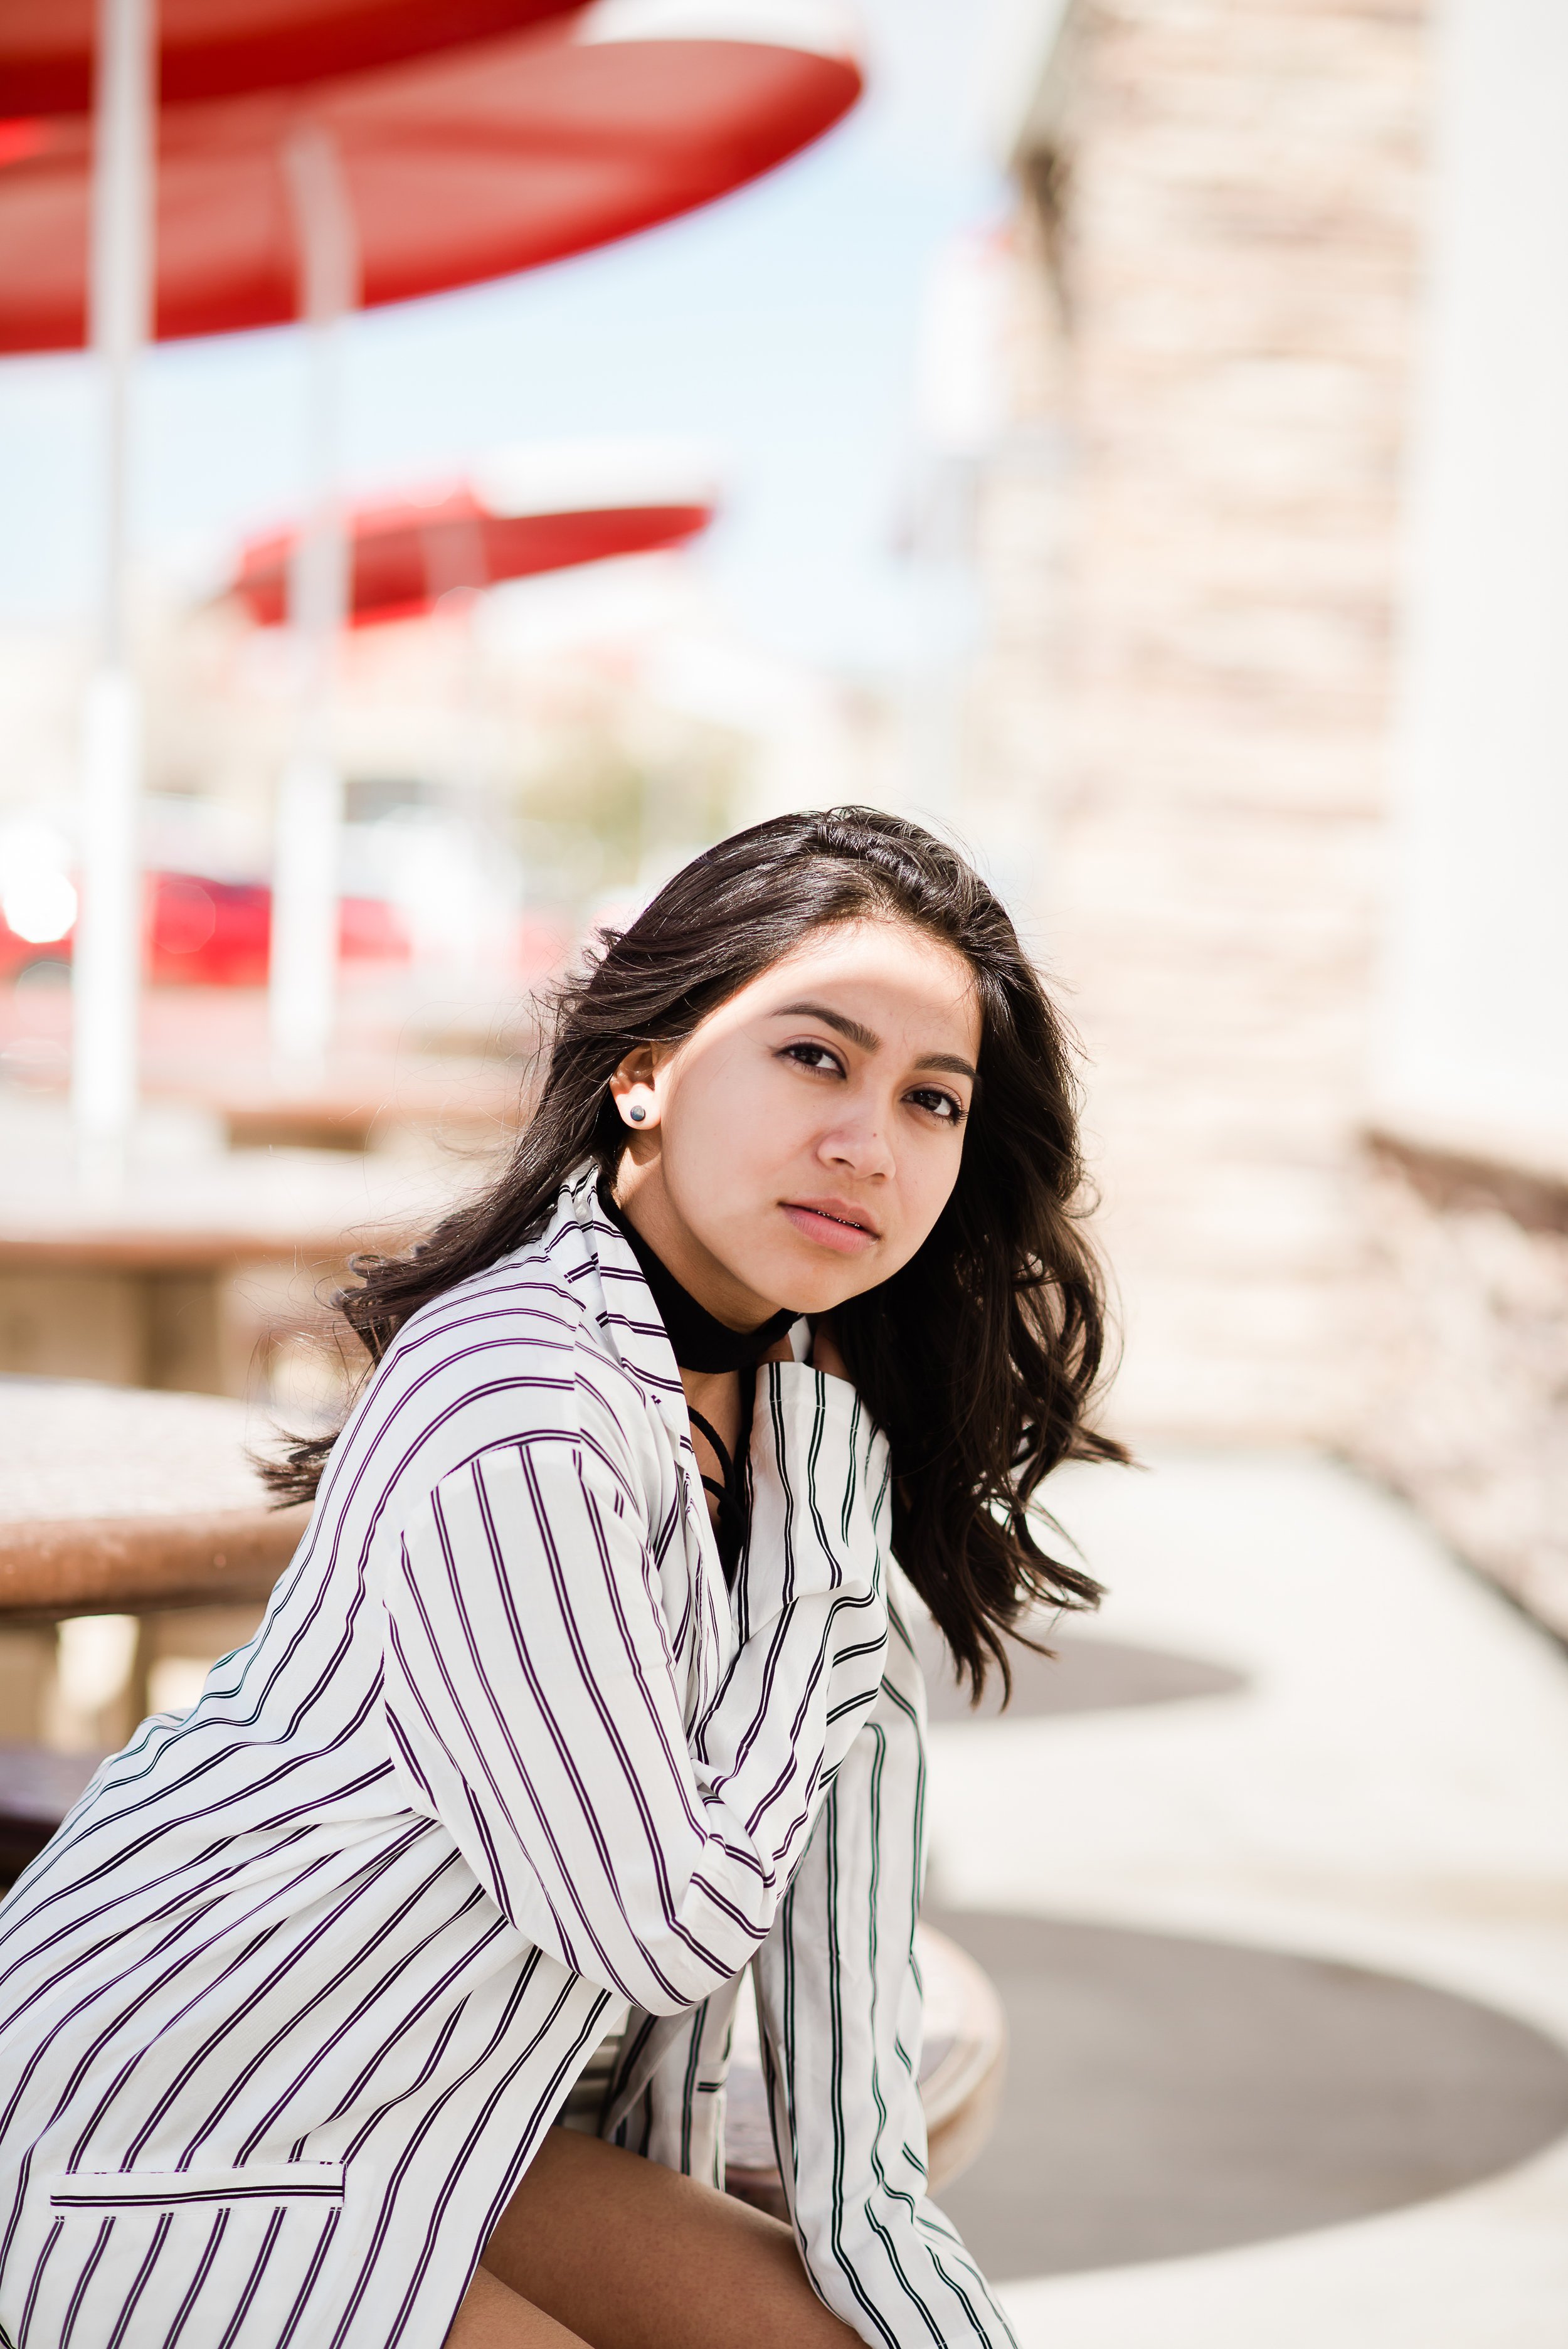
{"left": 628, "top": 1104, "right": 647, "bottom": 1123}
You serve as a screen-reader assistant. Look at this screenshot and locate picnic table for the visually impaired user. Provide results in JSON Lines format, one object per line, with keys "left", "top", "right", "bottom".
{"left": 0, "top": 1376, "right": 306, "bottom": 1861}
{"left": 165, "top": 1058, "right": 527, "bottom": 1155}
{"left": 0, "top": 1146, "right": 474, "bottom": 1395}
{"left": 0, "top": 1377, "right": 306, "bottom": 1621}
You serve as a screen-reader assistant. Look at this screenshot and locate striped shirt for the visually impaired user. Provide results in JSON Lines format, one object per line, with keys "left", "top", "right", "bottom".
{"left": 0, "top": 1170, "right": 1015, "bottom": 2349}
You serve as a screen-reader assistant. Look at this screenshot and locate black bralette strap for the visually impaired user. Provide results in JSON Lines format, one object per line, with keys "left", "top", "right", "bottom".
{"left": 683, "top": 1386, "right": 755, "bottom": 1588}
{"left": 684, "top": 1406, "right": 734, "bottom": 1495}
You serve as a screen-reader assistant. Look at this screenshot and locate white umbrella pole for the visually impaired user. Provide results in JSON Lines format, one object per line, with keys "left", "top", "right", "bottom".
{"left": 270, "top": 124, "right": 358, "bottom": 1081}
{"left": 73, "top": 0, "right": 155, "bottom": 1197}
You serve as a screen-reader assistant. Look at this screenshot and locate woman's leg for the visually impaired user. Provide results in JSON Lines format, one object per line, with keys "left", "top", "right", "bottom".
{"left": 459, "top": 2125, "right": 861, "bottom": 2349}
{"left": 447, "top": 2262, "right": 591, "bottom": 2347}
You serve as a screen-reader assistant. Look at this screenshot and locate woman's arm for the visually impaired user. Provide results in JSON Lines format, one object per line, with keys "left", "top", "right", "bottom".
{"left": 379, "top": 1356, "right": 890, "bottom": 2016}
{"left": 752, "top": 1579, "right": 1020, "bottom": 2349}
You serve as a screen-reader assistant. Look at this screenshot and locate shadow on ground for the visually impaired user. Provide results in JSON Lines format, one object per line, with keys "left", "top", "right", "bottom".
{"left": 916, "top": 1620, "right": 1246, "bottom": 1723}
{"left": 929, "top": 1909, "right": 1568, "bottom": 2280}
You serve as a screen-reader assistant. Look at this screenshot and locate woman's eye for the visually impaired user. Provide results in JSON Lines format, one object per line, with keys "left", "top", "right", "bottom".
{"left": 781, "top": 1041, "right": 845, "bottom": 1076}
{"left": 908, "top": 1088, "right": 965, "bottom": 1125}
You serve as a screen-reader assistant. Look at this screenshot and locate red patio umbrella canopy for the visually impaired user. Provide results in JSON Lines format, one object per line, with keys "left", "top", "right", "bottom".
{"left": 0, "top": 1, "right": 586, "bottom": 113}
{"left": 0, "top": 9, "right": 861, "bottom": 353}
{"left": 231, "top": 485, "right": 714, "bottom": 627}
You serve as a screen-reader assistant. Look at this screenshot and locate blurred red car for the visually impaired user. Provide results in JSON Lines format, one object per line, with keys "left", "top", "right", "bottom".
{"left": 0, "top": 872, "right": 410, "bottom": 985}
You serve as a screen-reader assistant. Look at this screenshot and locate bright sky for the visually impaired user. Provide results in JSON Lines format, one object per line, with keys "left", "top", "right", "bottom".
{"left": 0, "top": 0, "right": 1020, "bottom": 676}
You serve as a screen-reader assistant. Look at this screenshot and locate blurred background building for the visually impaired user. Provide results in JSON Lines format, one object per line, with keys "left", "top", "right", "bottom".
{"left": 977, "top": 0, "right": 1568, "bottom": 1639}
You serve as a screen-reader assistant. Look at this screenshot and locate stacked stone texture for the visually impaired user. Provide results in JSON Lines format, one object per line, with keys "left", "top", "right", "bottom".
{"left": 995, "top": 0, "right": 1429, "bottom": 1443}
{"left": 1359, "top": 1170, "right": 1568, "bottom": 1638}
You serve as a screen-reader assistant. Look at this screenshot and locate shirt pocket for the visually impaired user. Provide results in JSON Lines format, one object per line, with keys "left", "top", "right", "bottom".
{"left": 22, "top": 2166, "right": 345, "bottom": 2349}
{"left": 47, "top": 2160, "right": 344, "bottom": 2214}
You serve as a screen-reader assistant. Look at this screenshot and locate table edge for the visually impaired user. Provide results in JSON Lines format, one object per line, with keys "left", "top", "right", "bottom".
{"left": 0, "top": 1503, "right": 311, "bottom": 1618}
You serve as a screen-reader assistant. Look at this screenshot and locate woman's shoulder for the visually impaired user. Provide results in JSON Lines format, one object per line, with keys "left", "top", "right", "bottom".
{"left": 393, "top": 1223, "right": 591, "bottom": 1364}
{"left": 328, "top": 1222, "right": 667, "bottom": 1525}
{"left": 376, "top": 1174, "right": 610, "bottom": 1375}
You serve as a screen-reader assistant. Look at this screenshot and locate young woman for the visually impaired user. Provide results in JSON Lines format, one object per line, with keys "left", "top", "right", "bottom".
{"left": 0, "top": 809, "right": 1120, "bottom": 2349}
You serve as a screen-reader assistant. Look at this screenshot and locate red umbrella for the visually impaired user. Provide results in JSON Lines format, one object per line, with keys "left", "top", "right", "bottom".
{"left": 0, "top": 5, "right": 862, "bottom": 352}
{"left": 230, "top": 464, "right": 718, "bottom": 628}
{"left": 7, "top": 0, "right": 859, "bottom": 1127}
{"left": 1, "top": 1, "right": 587, "bottom": 113}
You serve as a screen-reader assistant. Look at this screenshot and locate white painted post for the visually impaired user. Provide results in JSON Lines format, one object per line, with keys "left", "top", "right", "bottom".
{"left": 73, "top": 0, "right": 155, "bottom": 1197}
{"left": 270, "top": 124, "right": 358, "bottom": 1081}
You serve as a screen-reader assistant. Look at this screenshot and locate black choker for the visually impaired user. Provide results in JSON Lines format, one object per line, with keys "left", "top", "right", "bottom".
{"left": 598, "top": 1184, "right": 796, "bottom": 1373}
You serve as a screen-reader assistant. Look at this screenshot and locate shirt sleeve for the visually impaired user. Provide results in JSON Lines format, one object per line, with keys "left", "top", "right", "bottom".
{"left": 752, "top": 1578, "right": 1020, "bottom": 2349}
{"left": 379, "top": 1359, "right": 891, "bottom": 2015}
{"left": 596, "top": 1978, "right": 743, "bottom": 2187}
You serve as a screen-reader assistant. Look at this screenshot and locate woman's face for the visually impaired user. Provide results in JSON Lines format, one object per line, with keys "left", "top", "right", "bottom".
{"left": 612, "top": 918, "right": 982, "bottom": 1326}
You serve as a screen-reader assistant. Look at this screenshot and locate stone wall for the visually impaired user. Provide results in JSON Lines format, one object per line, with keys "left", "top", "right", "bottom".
{"left": 975, "top": 2, "right": 1568, "bottom": 1637}
{"left": 1358, "top": 1138, "right": 1568, "bottom": 1640}
{"left": 985, "top": 0, "right": 1429, "bottom": 1444}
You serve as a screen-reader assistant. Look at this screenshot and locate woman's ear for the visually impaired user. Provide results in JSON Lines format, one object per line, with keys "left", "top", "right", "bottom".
{"left": 608, "top": 1044, "right": 661, "bottom": 1135}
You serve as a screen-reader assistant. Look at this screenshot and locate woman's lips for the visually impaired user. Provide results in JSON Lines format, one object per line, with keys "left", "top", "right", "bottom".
{"left": 780, "top": 1202, "right": 879, "bottom": 1256}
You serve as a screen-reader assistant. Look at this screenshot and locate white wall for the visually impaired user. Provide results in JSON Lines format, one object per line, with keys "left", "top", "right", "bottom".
{"left": 1380, "top": 0, "right": 1568, "bottom": 1135}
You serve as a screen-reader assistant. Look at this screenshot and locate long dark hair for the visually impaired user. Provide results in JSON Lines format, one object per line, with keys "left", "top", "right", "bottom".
{"left": 270, "top": 807, "right": 1125, "bottom": 1695}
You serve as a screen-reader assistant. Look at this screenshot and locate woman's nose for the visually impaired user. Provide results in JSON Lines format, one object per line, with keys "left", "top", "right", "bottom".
{"left": 818, "top": 1116, "right": 894, "bottom": 1180}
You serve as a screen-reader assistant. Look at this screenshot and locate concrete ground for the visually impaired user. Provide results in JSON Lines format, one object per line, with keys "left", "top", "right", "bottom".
{"left": 921, "top": 1452, "right": 1568, "bottom": 2349}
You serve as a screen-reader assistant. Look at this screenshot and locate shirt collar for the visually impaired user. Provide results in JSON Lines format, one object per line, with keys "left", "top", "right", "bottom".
{"left": 558, "top": 1164, "right": 688, "bottom": 1414}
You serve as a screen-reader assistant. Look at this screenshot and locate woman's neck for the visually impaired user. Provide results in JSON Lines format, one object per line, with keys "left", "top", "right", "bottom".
{"left": 611, "top": 1157, "right": 776, "bottom": 1334}
{"left": 598, "top": 1177, "right": 795, "bottom": 1381}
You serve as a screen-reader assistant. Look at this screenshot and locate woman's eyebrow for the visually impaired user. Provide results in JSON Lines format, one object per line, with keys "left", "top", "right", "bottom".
{"left": 773, "top": 1002, "right": 977, "bottom": 1082}
{"left": 774, "top": 1000, "right": 881, "bottom": 1053}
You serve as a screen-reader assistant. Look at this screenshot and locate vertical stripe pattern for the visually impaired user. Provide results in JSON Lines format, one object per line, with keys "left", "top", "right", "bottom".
{"left": 0, "top": 1169, "right": 1010, "bottom": 2348}
{"left": 753, "top": 1589, "right": 1018, "bottom": 2346}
